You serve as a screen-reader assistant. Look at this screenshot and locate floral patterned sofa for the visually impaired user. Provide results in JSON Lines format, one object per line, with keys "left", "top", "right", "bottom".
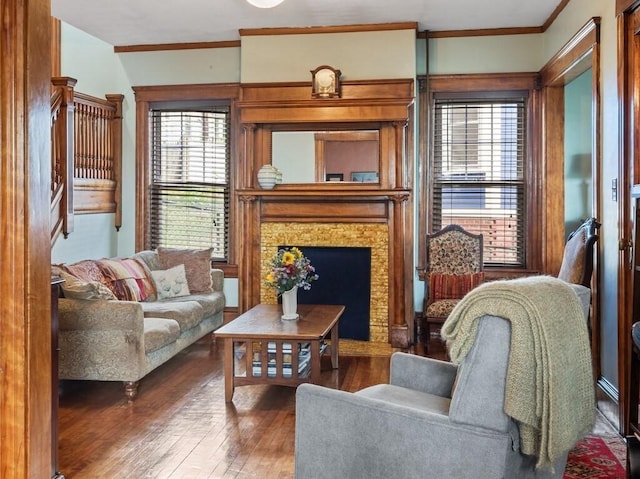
{"left": 54, "top": 248, "right": 225, "bottom": 400}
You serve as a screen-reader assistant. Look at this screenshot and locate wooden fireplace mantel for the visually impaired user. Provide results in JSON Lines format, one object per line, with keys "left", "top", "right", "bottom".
{"left": 237, "top": 187, "right": 411, "bottom": 200}
{"left": 237, "top": 187, "right": 411, "bottom": 223}
{"left": 236, "top": 79, "right": 415, "bottom": 347}
{"left": 237, "top": 188, "right": 412, "bottom": 347}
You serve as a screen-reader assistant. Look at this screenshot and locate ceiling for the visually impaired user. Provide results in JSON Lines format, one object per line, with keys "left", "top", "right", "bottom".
{"left": 51, "top": 0, "right": 563, "bottom": 47}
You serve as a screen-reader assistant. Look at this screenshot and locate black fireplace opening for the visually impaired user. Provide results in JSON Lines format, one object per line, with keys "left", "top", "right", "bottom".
{"left": 280, "top": 245, "right": 371, "bottom": 341}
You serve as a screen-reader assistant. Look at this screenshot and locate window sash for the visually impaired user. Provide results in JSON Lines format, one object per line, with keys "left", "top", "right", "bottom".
{"left": 149, "top": 108, "right": 230, "bottom": 261}
{"left": 432, "top": 97, "right": 527, "bottom": 267}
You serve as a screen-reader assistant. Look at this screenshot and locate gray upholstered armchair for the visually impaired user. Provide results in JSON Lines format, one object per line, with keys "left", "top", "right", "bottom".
{"left": 295, "top": 280, "right": 594, "bottom": 479}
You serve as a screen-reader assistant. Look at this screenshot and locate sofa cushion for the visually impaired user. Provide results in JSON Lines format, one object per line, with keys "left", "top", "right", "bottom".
{"left": 134, "top": 250, "right": 161, "bottom": 271}
{"left": 144, "top": 317, "right": 181, "bottom": 353}
{"left": 356, "top": 383, "right": 451, "bottom": 416}
{"left": 157, "top": 247, "right": 213, "bottom": 293}
{"left": 140, "top": 300, "right": 204, "bottom": 332}
{"left": 182, "top": 291, "right": 225, "bottom": 318}
{"left": 96, "top": 258, "right": 156, "bottom": 302}
{"left": 426, "top": 298, "right": 460, "bottom": 319}
{"left": 151, "top": 264, "right": 190, "bottom": 299}
{"left": 58, "top": 271, "right": 117, "bottom": 301}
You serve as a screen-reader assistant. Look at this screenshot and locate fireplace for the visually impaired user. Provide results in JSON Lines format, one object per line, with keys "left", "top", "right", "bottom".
{"left": 285, "top": 246, "right": 371, "bottom": 341}
{"left": 237, "top": 79, "right": 414, "bottom": 347}
{"left": 260, "top": 222, "right": 389, "bottom": 343}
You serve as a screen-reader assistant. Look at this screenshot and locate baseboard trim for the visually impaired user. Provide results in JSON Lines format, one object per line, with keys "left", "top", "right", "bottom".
{"left": 597, "top": 376, "right": 620, "bottom": 433}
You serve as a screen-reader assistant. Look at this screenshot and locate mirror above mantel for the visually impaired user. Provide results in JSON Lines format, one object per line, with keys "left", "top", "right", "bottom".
{"left": 272, "top": 129, "right": 380, "bottom": 184}
{"left": 237, "top": 78, "right": 414, "bottom": 191}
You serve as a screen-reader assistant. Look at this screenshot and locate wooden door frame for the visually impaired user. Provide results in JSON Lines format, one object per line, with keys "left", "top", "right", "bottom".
{"left": 539, "top": 16, "right": 603, "bottom": 407}
{"left": 617, "top": 0, "right": 640, "bottom": 435}
{"left": 0, "top": 0, "right": 54, "bottom": 476}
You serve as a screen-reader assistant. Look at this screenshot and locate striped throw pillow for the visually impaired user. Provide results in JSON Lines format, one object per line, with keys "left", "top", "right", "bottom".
{"left": 96, "top": 258, "right": 156, "bottom": 302}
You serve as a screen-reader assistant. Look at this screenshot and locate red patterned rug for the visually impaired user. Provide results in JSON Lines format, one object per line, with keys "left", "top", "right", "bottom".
{"left": 563, "top": 435, "right": 626, "bottom": 479}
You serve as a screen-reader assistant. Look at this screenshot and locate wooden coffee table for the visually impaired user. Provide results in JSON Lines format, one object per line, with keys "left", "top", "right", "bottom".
{"left": 214, "top": 303, "right": 344, "bottom": 401}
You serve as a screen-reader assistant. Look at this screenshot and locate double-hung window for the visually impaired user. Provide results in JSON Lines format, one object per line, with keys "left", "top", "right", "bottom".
{"left": 431, "top": 92, "right": 527, "bottom": 267}
{"left": 148, "top": 106, "right": 230, "bottom": 261}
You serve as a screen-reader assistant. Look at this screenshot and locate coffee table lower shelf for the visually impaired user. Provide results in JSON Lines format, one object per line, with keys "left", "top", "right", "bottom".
{"left": 232, "top": 339, "right": 329, "bottom": 387}
{"left": 214, "top": 304, "right": 344, "bottom": 402}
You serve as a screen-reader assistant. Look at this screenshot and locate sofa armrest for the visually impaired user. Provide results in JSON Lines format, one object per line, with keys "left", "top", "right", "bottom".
{"left": 59, "top": 298, "right": 144, "bottom": 334}
{"left": 389, "top": 352, "right": 457, "bottom": 397}
{"left": 210, "top": 268, "right": 224, "bottom": 293}
{"left": 58, "top": 298, "right": 148, "bottom": 382}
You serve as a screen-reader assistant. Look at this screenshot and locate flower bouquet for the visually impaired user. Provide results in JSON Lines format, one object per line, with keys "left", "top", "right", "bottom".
{"left": 264, "top": 247, "right": 319, "bottom": 295}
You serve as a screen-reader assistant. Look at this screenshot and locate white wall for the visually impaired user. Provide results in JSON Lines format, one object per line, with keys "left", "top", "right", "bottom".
{"left": 51, "top": 215, "right": 118, "bottom": 264}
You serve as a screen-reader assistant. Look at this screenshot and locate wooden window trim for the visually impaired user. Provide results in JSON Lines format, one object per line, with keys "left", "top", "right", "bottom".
{"left": 133, "top": 83, "right": 240, "bottom": 277}
{"left": 417, "top": 72, "right": 542, "bottom": 281}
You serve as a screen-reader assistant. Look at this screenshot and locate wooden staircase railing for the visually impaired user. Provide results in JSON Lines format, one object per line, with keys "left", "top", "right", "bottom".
{"left": 51, "top": 77, "right": 76, "bottom": 243}
{"left": 51, "top": 77, "right": 124, "bottom": 245}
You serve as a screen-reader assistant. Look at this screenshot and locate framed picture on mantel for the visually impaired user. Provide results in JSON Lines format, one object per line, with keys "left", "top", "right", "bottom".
{"left": 351, "top": 171, "right": 378, "bottom": 183}
{"left": 326, "top": 173, "right": 343, "bottom": 182}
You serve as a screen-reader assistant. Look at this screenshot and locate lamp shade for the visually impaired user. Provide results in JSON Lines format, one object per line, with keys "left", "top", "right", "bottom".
{"left": 246, "top": 0, "right": 285, "bottom": 7}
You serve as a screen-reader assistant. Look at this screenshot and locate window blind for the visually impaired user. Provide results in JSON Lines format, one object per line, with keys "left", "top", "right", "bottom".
{"left": 149, "top": 108, "right": 230, "bottom": 261}
{"left": 432, "top": 96, "right": 526, "bottom": 266}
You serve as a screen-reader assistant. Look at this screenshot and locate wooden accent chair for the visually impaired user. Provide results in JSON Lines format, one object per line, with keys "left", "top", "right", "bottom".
{"left": 423, "top": 224, "right": 484, "bottom": 351}
{"left": 557, "top": 217, "right": 600, "bottom": 288}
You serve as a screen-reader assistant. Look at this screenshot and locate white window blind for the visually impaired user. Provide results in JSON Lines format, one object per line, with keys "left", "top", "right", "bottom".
{"left": 432, "top": 95, "right": 527, "bottom": 266}
{"left": 149, "top": 108, "right": 230, "bottom": 261}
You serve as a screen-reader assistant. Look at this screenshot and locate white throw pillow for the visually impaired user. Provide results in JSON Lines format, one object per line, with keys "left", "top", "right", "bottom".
{"left": 151, "top": 264, "right": 191, "bottom": 299}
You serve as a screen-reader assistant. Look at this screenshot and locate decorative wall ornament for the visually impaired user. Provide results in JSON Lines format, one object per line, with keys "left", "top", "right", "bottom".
{"left": 311, "top": 65, "right": 341, "bottom": 98}
{"left": 257, "top": 164, "right": 278, "bottom": 189}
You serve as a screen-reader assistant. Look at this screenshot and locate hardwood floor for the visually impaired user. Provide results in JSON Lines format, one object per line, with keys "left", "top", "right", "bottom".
{"left": 58, "top": 335, "right": 431, "bottom": 478}
{"left": 57, "top": 333, "right": 611, "bottom": 478}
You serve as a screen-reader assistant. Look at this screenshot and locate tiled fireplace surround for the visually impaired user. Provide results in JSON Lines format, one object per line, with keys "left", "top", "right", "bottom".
{"left": 237, "top": 188, "right": 414, "bottom": 347}
{"left": 260, "top": 223, "right": 389, "bottom": 342}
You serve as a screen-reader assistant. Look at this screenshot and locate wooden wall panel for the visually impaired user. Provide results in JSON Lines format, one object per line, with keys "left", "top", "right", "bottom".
{"left": 0, "top": 0, "right": 53, "bottom": 477}
{"left": 542, "top": 86, "right": 566, "bottom": 276}
{"left": 260, "top": 200, "right": 389, "bottom": 222}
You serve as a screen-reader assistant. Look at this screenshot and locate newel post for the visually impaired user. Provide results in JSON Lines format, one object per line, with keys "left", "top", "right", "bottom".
{"left": 51, "top": 76, "right": 77, "bottom": 238}
{"left": 106, "top": 94, "right": 124, "bottom": 231}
